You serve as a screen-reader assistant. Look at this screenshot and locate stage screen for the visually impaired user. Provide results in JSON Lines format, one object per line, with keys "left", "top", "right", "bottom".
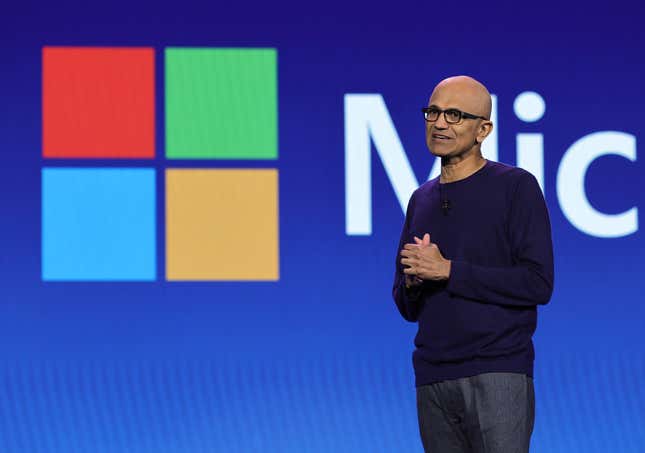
{"left": 2, "top": 2, "right": 644, "bottom": 452}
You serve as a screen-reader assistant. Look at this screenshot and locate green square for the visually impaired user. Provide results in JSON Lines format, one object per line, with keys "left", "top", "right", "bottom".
{"left": 165, "top": 48, "right": 277, "bottom": 159}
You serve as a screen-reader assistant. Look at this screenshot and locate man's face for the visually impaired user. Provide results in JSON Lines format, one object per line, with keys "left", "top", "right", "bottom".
{"left": 425, "top": 82, "right": 490, "bottom": 158}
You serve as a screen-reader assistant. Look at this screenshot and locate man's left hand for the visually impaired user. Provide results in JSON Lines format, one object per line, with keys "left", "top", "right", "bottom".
{"left": 400, "top": 233, "right": 451, "bottom": 281}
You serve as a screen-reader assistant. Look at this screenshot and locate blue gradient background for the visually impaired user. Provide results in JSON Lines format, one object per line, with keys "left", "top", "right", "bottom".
{"left": 2, "top": 1, "right": 645, "bottom": 452}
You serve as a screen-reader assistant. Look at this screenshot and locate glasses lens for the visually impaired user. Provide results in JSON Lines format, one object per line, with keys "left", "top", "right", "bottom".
{"left": 445, "top": 109, "right": 462, "bottom": 123}
{"left": 425, "top": 108, "right": 439, "bottom": 121}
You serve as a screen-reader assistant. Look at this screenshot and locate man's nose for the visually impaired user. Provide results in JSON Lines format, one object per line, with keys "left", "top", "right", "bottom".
{"left": 434, "top": 113, "right": 449, "bottom": 129}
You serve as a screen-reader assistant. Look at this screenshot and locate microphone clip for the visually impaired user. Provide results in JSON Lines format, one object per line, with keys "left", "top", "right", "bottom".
{"left": 441, "top": 199, "right": 451, "bottom": 215}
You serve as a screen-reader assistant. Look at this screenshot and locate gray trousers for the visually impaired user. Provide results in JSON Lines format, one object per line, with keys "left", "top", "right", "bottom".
{"left": 416, "top": 372, "right": 535, "bottom": 453}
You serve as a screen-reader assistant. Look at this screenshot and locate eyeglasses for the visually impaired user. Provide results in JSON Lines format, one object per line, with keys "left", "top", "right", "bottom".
{"left": 421, "top": 106, "right": 487, "bottom": 124}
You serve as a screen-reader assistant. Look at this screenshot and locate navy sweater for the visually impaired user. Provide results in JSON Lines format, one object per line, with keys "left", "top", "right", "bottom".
{"left": 393, "top": 160, "right": 554, "bottom": 386}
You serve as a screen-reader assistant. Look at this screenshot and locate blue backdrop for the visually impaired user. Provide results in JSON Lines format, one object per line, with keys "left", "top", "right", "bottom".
{"left": 2, "top": 1, "right": 645, "bottom": 452}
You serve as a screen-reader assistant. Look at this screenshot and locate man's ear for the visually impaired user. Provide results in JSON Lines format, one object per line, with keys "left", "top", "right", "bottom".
{"left": 477, "top": 121, "right": 493, "bottom": 143}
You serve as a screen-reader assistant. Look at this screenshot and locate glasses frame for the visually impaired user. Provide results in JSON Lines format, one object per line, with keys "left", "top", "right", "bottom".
{"left": 421, "top": 106, "right": 488, "bottom": 124}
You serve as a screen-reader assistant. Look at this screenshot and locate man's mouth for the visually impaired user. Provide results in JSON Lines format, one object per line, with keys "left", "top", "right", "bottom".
{"left": 432, "top": 133, "right": 452, "bottom": 140}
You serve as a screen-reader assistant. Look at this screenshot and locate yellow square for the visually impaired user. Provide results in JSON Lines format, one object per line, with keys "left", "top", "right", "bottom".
{"left": 166, "top": 169, "right": 279, "bottom": 281}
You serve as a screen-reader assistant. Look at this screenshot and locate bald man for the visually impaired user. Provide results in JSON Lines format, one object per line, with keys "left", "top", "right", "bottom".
{"left": 393, "top": 76, "right": 554, "bottom": 453}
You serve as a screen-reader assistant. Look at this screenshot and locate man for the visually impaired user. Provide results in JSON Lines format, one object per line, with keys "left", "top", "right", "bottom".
{"left": 393, "top": 75, "right": 554, "bottom": 453}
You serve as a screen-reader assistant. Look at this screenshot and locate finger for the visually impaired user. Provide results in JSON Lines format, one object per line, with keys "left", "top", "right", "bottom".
{"left": 403, "top": 243, "right": 419, "bottom": 250}
{"left": 414, "top": 236, "right": 423, "bottom": 245}
{"left": 403, "top": 267, "right": 416, "bottom": 275}
{"left": 423, "top": 233, "right": 430, "bottom": 246}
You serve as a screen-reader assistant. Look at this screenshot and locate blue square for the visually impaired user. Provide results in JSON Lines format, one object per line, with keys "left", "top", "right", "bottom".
{"left": 42, "top": 168, "right": 156, "bottom": 281}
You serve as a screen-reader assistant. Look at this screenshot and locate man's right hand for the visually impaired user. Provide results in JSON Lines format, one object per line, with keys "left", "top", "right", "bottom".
{"left": 404, "top": 233, "right": 431, "bottom": 288}
{"left": 405, "top": 275, "right": 424, "bottom": 288}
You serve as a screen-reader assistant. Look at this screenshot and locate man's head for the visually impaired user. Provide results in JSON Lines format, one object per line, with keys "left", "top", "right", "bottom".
{"left": 425, "top": 75, "right": 493, "bottom": 159}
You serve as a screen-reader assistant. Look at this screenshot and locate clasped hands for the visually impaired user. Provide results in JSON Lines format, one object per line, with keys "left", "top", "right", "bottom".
{"left": 400, "top": 233, "right": 451, "bottom": 288}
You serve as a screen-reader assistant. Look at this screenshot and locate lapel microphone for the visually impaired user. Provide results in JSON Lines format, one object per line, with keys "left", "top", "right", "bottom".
{"left": 439, "top": 182, "right": 451, "bottom": 215}
{"left": 442, "top": 198, "right": 451, "bottom": 215}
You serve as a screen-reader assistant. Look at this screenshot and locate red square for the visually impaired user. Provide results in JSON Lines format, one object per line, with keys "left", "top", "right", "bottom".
{"left": 43, "top": 47, "right": 155, "bottom": 158}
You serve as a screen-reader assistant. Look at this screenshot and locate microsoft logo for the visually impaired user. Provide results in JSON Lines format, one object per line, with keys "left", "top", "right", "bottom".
{"left": 42, "top": 47, "right": 279, "bottom": 281}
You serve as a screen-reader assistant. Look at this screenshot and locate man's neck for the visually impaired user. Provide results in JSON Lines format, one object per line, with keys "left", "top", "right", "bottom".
{"left": 440, "top": 153, "right": 487, "bottom": 183}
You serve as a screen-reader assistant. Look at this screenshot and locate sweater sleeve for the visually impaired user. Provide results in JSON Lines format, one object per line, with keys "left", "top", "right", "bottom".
{"left": 392, "top": 192, "right": 425, "bottom": 322}
{"left": 446, "top": 171, "right": 554, "bottom": 307}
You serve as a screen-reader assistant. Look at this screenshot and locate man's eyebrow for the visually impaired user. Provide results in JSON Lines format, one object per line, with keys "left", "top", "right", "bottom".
{"left": 428, "top": 104, "right": 461, "bottom": 111}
